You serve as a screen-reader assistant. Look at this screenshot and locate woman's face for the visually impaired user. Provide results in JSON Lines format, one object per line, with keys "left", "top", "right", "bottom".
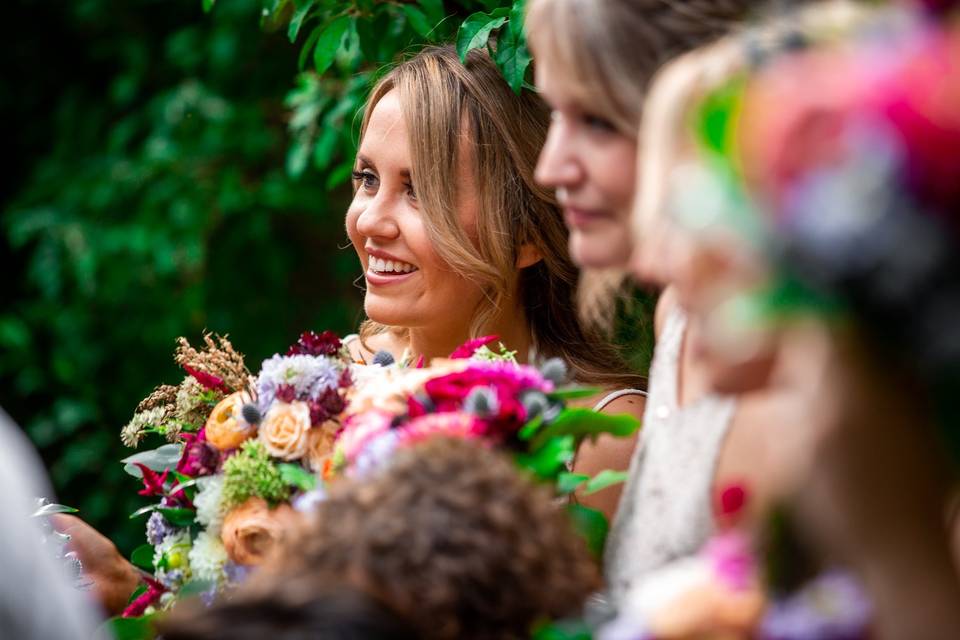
{"left": 533, "top": 58, "right": 637, "bottom": 269}
{"left": 346, "top": 90, "right": 484, "bottom": 333}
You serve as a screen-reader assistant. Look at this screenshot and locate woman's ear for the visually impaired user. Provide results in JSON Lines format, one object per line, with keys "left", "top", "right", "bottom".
{"left": 516, "top": 243, "right": 544, "bottom": 269}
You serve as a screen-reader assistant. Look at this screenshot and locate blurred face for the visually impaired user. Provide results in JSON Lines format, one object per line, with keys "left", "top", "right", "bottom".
{"left": 534, "top": 57, "right": 637, "bottom": 268}
{"left": 346, "top": 91, "right": 484, "bottom": 332}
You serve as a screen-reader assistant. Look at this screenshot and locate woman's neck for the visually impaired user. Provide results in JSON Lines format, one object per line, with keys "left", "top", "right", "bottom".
{"left": 399, "top": 303, "right": 534, "bottom": 364}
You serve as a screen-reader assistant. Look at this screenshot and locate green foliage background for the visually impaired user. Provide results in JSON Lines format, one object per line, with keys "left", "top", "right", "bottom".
{"left": 2, "top": 0, "right": 647, "bottom": 556}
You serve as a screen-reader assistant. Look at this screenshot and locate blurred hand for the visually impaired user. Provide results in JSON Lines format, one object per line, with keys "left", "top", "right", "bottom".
{"left": 51, "top": 514, "right": 141, "bottom": 616}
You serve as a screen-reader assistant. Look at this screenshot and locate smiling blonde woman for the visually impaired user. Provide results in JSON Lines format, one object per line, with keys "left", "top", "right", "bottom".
{"left": 344, "top": 46, "right": 647, "bottom": 519}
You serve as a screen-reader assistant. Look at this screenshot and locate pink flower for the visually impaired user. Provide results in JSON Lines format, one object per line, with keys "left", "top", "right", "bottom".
{"left": 121, "top": 575, "right": 166, "bottom": 618}
{"left": 398, "top": 412, "right": 486, "bottom": 446}
{"left": 705, "top": 530, "right": 756, "bottom": 592}
{"left": 336, "top": 410, "right": 394, "bottom": 463}
{"left": 449, "top": 335, "right": 499, "bottom": 359}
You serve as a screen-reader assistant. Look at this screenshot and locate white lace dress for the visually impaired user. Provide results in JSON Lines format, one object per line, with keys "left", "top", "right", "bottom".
{"left": 603, "top": 308, "right": 737, "bottom": 604}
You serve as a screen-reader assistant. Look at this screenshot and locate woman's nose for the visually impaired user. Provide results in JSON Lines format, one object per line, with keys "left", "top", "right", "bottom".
{"left": 535, "top": 117, "right": 584, "bottom": 189}
{"left": 354, "top": 196, "right": 400, "bottom": 240}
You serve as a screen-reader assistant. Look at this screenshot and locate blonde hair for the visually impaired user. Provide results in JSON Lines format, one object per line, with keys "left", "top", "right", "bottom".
{"left": 526, "top": 0, "right": 751, "bottom": 136}
{"left": 357, "top": 47, "right": 643, "bottom": 388}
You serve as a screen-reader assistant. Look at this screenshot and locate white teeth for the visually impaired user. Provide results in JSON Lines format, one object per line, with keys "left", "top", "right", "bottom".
{"left": 369, "top": 256, "right": 417, "bottom": 274}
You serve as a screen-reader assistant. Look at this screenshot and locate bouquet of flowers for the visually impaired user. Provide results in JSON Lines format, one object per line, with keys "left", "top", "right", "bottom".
{"left": 117, "top": 330, "right": 352, "bottom": 618}
{"left": 332, "top": 336, "right": 642, "bottom": 556}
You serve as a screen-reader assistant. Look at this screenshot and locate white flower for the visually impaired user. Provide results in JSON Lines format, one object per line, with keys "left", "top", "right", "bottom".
{"left": 256, "top": 354, "right": 343, "bottom": 412}
{"left": 154, "top": 530, "right": 192, "bottom": 589}
{"left": 194, "top": 475, "right": 227, "bottom": 535}
{"left": 188, "top": 530, "right": 228, "bottom": 585}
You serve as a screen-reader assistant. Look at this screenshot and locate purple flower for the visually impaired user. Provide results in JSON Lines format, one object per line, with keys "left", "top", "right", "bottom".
{"left": 760, "top": 570, "right": 871, "bottom": 640}
{"left": 145, "top": 511, "right": 175, "bottom": 546}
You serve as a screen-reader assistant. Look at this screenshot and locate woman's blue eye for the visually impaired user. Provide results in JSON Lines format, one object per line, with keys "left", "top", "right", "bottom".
{"left": 405, "top": 183, "right": 417, "bottom": 200}
{"left": 351, "top": 170, "right": 379, "bottom": 190}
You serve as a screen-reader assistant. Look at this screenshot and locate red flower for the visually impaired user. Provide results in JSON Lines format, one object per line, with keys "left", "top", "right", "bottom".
{"left": 308, "top": 387, "right": 346, "bottom": 425}
{"left": 122, "top": 575, "right": 166, "bottom": 618}
{"left": 176, "top": 428, "right": 220, "bottom": 477}
{"left": 275, "top": 384, "right": 297, "bottom": 403}
{"left": 182, "top": 364, "right": 228, "bottom": 392}
{"left": 449, "top": 335, "right": 499, "bottom": 359}
{"left": 134, "top": 463, "right": 170, "bottom": 498}
{"left": 287, "top": 330, "right": 342, "bottom": 357}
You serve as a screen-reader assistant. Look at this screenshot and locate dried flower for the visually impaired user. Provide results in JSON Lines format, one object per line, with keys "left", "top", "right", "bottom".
{"left": 175, "top": 375, "right": 219, "bottom": 430}
{"left": 136, "top": 384, "right": 178, "bottom": 415}
{"left": 175, "top": 333, "right": 250, "bottom": 393}
{"left": 121, "top": 407, "right": 169, "bottom": 448}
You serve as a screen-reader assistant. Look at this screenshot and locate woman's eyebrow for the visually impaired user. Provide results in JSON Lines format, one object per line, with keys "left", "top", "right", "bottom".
{"left": 356, "top": 153, "right": 375, "bottom": 169}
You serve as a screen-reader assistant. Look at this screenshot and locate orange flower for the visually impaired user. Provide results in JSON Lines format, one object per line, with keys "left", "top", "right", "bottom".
{"left": 306, "top": 421, "right": 338, "bottom": 473}
{"left": 258, "top": 401, "right": 311, "bottom": 461}
{"left": 220, "top": 497, "right": 298, "bottom": 566}
{"left": 204, "top": 392, "right": 255, "bottom": 450}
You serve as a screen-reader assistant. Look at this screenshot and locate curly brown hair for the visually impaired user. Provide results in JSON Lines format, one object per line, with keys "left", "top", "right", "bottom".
{"left": 258, "top": 437, "right": 601, "bottom": 640}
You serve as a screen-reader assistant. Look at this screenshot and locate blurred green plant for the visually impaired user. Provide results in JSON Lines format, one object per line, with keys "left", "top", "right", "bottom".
{"left": 240, "top": 0, "right": 532, "bottom": 183}
{"left": 1, "top": 0, "right": 362, "bottom": 553}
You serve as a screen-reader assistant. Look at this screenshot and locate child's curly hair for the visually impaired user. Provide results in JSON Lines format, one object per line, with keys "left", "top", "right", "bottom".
{"left": 264, "top": 436, "right": 601, "bottom": 640}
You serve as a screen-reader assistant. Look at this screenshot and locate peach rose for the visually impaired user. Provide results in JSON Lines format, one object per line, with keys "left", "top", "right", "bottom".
{"left": 220, "top": 497, "right": 298, "bottom": 566}
{"left": 259, "top": 401, "right": 311, "bottom": 461}
{"left": 204, "top": 392, "right": 256, "bottom": 450}
{"left": 306, "top": 421, "right": 338, "bottom": 473}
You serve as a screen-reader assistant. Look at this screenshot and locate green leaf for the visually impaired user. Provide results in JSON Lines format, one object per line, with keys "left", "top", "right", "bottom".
{"left": 202, "top": 0, "right": 215, "bottom": 14}
{"left": 531, "top": 408, "right": 641, "bottom": 451}
{"left": 456, "top": 12, "right": 508, "bottom": 62}
{"left": 278, "top": 462, "right": 318, "bottom": 491}
{"left": 100, "top": 615, "right": 156, "bottom": 640}
{"left": 129, "top": 504, "right": 161, "bottom": 520}
{"left": 402, "top": 5, "right": 433, "bottom": 39}
{"left": 312, "top": 126, "right": 340, "bottom": 171}
{"left": 313, "top": 15, "right": 352, "bottom": 75}
{"left": 531, "top": 618, "right": 593, "bottom": 640}
{"left": 509, "top": 0, "right": 526, "bottom": 38}
{"left": 121, "top": 444, "right": 183, "bottom": 478}
{"left": 515, "top": 434, "right": 574, "bottom": 479}
{"left": 157, "top": 507, "right": 196, "bottom": 527}
{"left": 494, "top": 25, "right": 531, "bottom": 94}
{"left": 547, "top": 387, "right": 601, "bottom": 401}
{"left": 298, "top": 26, "right": 322, "bottom": 70}
{"left": 127, "top": 583, "right": 148, "bottom": 605}
{"left": 179, "top": 578, "right": 217, "bottom": 597}
{"left": 32, "top": 502, "right": 79, "bottom": 517}
{"left": 567, "top": 503, "right": 609, "bottom": 558}
{"left": 556, "top": 472, "right": 589, "bottom": 495}
{"left": 131, "top": 543, "right": 155, "bottom": 571}
{"left": 326, "top": 162, "right": 355, "bottom": 190}
{"left": 288, "top": 0, "right": 316, "bottom": 43}
{"left": 287, "top": 137, "right": 312, "bottom": 178}
{"left": 584, "top": 469, "right": 629, "bottom": 495}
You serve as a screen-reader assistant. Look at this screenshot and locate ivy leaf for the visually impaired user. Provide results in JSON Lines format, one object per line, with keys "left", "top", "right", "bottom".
{"left": 288, "top": 0, "right": 316, "bottom": 43}
{"left": 278, "top": 462, "right": 318, "bottom": 492}
{"left": 509, "top": 0, "right": 526, "bottom": 38}
{"left": 402, "top": 5, "right": 433, "bottom": 39}
{"left": 313, "top": 15, "right": 352, "bottom": 75}
{"left": 130, "top": 543, "right": 155, "bottom": 571}
{"left": 556, "top": 472, "right": 589, "bottom": 495}
{"left": 202, "top": 0, "right": 216, "bottom": 14}
{"left": 456, "top": 12, "right": 508, "bottom": 62}
{"left": 494, "top": 25, "right": 532, "bottom": 94}
{"left": 567, "top": 503, "right": 609, "bottom": 558}
{"left": 584, "top": 470, "right": 629, "bottom": 495}
{"left": 531, "top": 408, "right": 641, "bottom": 451}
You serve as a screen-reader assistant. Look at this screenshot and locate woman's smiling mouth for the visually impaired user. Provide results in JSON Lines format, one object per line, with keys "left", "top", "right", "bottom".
{"left": 365, "top": 252, "right": 420, "bottom": 285}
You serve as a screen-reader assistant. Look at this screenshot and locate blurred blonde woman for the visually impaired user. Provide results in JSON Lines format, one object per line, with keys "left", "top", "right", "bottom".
{"left": 614, "top": 0, "right": 877, "bottom": 608}
{"left": 525, "top": 0, "right": 754, "bottom": 602}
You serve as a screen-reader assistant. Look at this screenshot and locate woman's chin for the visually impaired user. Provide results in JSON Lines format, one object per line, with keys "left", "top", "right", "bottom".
{"left": 364, "top": 298, "right": 416, "bottom": 328}
{"left": 568, "top": 228, "right": 632, "bottom": 270}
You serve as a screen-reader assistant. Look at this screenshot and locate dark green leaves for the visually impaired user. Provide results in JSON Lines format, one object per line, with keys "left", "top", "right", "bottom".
{"left": 288, "top": 0, "right": 316, "bottom": 43}
{"left": 130, "top": 543, "right": 155, "bottom": 570}
{"left": 494, "top": 23, "right": 531, "bottom": 94}
{"left": 100, "top": 615, "right": 156, "bottom": 640}
{"left": 313, "top": 15, "right": 352, "bottom": 74}
{"left": 456, "top": 10, "right": 509, "bottom": 61}
{"left": 530, "top": 408, "right": 641, "bottom": 451}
